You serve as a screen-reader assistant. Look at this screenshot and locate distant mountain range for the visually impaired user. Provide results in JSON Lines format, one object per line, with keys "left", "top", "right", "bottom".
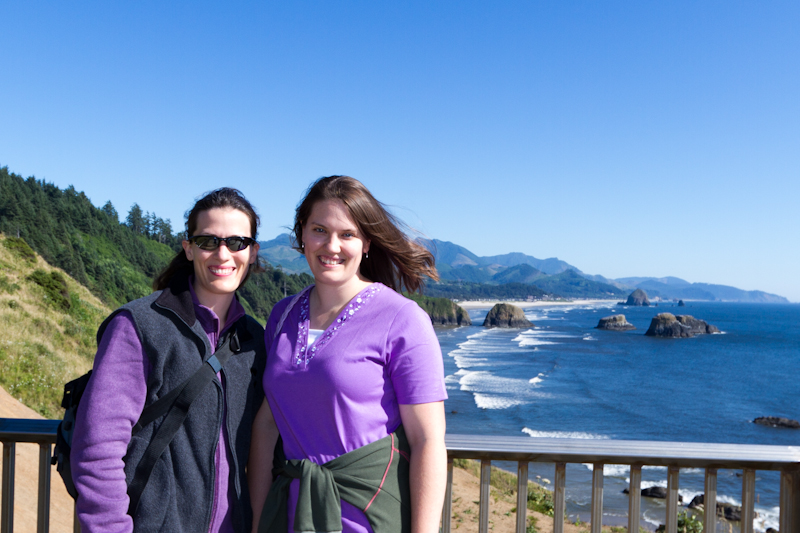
{"left": 259, "top": 234, "right": 789, "bottom": 303}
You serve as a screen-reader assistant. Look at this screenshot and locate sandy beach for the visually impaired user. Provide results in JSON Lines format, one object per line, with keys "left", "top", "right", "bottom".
{"left": 455, "top": 299, "right": 618, "bottom": 310}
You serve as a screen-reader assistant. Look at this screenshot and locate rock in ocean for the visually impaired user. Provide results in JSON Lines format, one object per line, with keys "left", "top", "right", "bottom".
{"left": 596, "top": 314, "right": 636, "bottom": 331}
{"left": 753, "top": 416, "right": 800, "bottom": 429}
{"left": 644, "top": 313, "right": 720, "bottom": 338}
{"left": 622, "top": 288, "right": 650, "bottom": 306}
{"left": 483, "top": 303, "right": 533, "bottom": 328}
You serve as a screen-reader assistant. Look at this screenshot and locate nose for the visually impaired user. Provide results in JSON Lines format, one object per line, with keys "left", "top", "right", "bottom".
{"left": 326, "top": 234, "right": 341, "bottom": 252}
{"left": 215, "top": 242, "right": 234, "bottom": 258}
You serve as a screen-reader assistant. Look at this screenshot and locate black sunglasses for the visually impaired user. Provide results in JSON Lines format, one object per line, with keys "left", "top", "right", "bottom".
{"left": 188, "top": 235, "right": 255, "bottom": 252}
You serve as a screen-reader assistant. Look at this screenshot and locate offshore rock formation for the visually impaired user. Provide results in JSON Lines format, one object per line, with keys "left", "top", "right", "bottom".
{"left": 595, "top": 314, "right": 635, "bottom": 331}
{"left": 429, "top": 302, "right": 472, "bottom": 326}
{"left": 622, "top": 288, "right": 650, "bottom": 306}
{"left": 622, "top": 486, "right": 683, "bottom": 503}
{"left": 409, "top": 294, "right": 472, "bottom": 326}
{"left": 645, "top": 313, "right": 720, "bottom": 338}
{"left": 688, "top": 494, "right": 747, "bottom": 521}
{"left": 677, "top": 299, "right": 686, "bottom": 307}
{"left": 483, "top": 303, "right": 533, "bottom": 328}
{"left": 753, "top": 416, "right": 800, "bottom": 429}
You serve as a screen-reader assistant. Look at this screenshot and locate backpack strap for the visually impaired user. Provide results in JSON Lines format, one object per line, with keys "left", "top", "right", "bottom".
{"left": 126, "top": 326, "right": 241, "bottom": 516}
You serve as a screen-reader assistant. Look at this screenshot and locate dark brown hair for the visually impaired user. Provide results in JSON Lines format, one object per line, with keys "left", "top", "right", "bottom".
{"left": 292, "top": 176, "right": 438, "bottom": 293}
{"left": 153, "top": 187, "right": 265, "bottom": 291}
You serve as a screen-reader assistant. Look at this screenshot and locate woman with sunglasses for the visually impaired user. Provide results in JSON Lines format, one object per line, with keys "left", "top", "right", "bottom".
{"left": 71, "top": 188, "right": 265, "bottom": 532}
{"left": 249, "top": 176, "right": 447, "bottom": 533}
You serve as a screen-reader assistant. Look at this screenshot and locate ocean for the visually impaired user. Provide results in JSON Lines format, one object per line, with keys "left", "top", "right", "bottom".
{"left": 438, "top": 301, "right": 800, "bottom": 532}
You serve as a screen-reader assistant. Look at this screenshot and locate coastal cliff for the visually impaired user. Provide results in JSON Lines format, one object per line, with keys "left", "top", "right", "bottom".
{"left": 645, "top": 313, "right": 719, "bottom": 338}
{"left": 406, "top": 293, "right": 472, "bottom": 326}
{"left": 483, "top": 303, "right": 533, "bottom": 328}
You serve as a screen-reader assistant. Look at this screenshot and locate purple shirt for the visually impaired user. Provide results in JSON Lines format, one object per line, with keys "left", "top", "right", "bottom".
{"left": 263, "top": 283, "right": 447, "bottom": 533}
{"left": 71, "top": 286, "right": 244, "bottom": 533}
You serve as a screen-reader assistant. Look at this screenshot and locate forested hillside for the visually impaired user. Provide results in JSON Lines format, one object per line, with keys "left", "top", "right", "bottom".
{"left": 0, "top": 166, "right": 312, "bottom": 321}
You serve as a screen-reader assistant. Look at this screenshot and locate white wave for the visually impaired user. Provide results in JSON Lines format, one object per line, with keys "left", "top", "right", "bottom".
{"left": 474, "top": 394, "right": 526, "bottom": 410}
{"left": 754, "top": 505, "right": 780, "bottom": 531}
{"left": 529, "top": 373, "right": 545, "bottom": 384}
{"left": 444, "top": 374, "right": 461, "bottom": 384}
{"left": 600, "top": 464, "right": 629, "bottom": 477}
{"left": 524, "top": 428, "right": 609, "bottom": 439}
{"left": 517, "top": 338, "right": 557, "bottom": 347}
{"left": 583, "top": 334, "right": 597, "bottom": 341}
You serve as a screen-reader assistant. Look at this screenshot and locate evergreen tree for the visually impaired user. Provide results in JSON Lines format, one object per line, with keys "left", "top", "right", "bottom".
{"left": 101, "top": 201, "right": 119, "bottom": 222}
{"left": 126, "top": 203, "right": 145, "bottom": 235}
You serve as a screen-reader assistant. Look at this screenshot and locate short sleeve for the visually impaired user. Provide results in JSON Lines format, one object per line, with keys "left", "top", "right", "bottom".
{"left": 386, "top": 301, "right": 448, "bottom": 405}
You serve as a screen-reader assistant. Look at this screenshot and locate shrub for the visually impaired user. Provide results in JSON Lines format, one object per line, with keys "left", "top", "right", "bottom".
{"left": 28, "top": 269, "right": 70, "bottom": 311}
{"left": 0, "top": 275, "right": 20, "bottom": 294}
{"left": 2, "top": 236, "right": 37, "bottom": 264}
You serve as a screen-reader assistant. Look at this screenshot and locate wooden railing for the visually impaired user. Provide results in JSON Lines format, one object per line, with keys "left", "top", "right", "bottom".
{"left": 444, "top": 434, "right": 800, "bottom": 533}
{"left": 2, "top": 418, "right": 799, "bottom": 533}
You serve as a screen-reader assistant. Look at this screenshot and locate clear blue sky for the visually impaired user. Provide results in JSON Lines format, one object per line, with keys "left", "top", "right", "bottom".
{"left": 2, "top": 2, "right": 798, "bottom": 301}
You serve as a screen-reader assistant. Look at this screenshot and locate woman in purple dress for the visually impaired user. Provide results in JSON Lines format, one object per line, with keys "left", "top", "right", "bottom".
{"left": 250, "top": 176, "right": 447, "bottom": 533}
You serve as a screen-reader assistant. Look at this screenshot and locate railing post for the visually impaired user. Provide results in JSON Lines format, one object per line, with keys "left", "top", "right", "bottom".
{"left": 665, "top": 466, "right": 679, "bottom": 533}
{"left": 703, "top": 468, "right": 717, "bottom": 533}
{"left": 38, "top": 442, "right": 52, "bottom": 533}
{"left": 780, "top": 468, "right": 800, "bottom": 533}
{"left": 515, "top": 461, "right": 528, "bottom": 533}
{"left": 553, "top": 462, "right": 565, "bottom": 533}
{"left": 741, "top": 468, "right": 755, "bottom": 533}
{"left": 627, "top": 465, "right": 641, "bottom": 533}
{"left": 441, "top": 457, "right": 453, "bottom": 533}
{"left": 590, "top": 463, "right": 603, "bottom": 533}
{"left": 1, "top": 442, "right": 15, "bottom": 533}
{"left": 478, "top": 459, "right": 491, "bottom": 533}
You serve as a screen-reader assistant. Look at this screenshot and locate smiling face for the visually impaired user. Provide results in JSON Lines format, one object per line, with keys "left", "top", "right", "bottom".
{"left": 302, "top": 199, "right": 371, "bottom": 292}
{"left": 182, "top": 207, "right": 259, "bottom": 311}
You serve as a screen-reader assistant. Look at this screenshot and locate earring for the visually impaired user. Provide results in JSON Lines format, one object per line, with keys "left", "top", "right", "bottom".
{"left": 301, "top": 242, "right": 305, "bottom": 248}
{"left": 365, "top": 251, "right": 369, "bottom": 259}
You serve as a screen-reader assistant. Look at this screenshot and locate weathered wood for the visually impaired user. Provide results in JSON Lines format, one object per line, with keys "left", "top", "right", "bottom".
{"left": 553, "top": 462, "right": 566, "bottom": 533}
{"left": 590, "top": 463, "right": 603, "bottom": 533}
{"left": 703, "top": 468, "right": 717, "bottom": 533}
{"left": 515, "top": 461, "right": 528, "bottom": 533}
{"left": 627, "top": 465, "right": 641, "bottom": 533}
{"left": 479, "top": 459, "right": 491, "bottom": 533}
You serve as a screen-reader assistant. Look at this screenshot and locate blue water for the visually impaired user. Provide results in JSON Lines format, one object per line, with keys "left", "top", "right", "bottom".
{"left": 438, "top": 301, "right": 800, "bottom": 532}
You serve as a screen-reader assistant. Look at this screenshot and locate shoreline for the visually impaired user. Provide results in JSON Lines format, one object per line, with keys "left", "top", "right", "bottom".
{"left": 455, "top": 299, "right": 618, "bottom": 310}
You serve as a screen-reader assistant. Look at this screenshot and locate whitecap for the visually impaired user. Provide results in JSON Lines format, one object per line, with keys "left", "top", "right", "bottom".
{"left": 524, "top": 428, "right": 609, "bottom": 439}
{"left": 529, "top": 373, "right": 545, "bottom": 384}
{"left": 474, "top": 394, "right": 526, "bottom": 410}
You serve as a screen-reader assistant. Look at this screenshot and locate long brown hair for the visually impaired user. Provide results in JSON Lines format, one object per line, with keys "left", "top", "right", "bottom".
{"left": 292, "top": 176, "right": 438, "bottom": 293}
{"left": 153, "top": 187, "right": 265, "bottom": 291}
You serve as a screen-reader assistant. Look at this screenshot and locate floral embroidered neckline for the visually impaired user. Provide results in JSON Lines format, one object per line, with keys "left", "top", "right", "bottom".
{"left": 293, "top": 283, "right": 383, "bottom": 367}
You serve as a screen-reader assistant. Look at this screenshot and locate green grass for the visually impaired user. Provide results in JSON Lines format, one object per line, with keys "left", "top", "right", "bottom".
{"left": 452, "top": 459, "right": 555, "bottom": 516}
{"left": 0, "top": 339, "right": 66, "bottom": 418}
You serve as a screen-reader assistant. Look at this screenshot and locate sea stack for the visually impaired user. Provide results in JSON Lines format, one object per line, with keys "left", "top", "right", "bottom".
{"left": 753, "top": 416, "right": 800, "bottom": 429}
{"left": 624, "top": 289, "right": 650, "bottom": 306}
{"left": 677, "top": 300, "right": 686, "bottom": 307}
{"left": 644, "top": 313, "right": 720, "bottom": 338}
{"left": 596, "top": 315, "right": 635, "bottom": 331}
{"left": 483, "top": 303, "right": 533, "bottom": 328}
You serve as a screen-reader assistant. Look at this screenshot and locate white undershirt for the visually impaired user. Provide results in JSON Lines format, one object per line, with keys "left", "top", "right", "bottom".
{"left": 308, "top": 328, "right": 324, "bottom": 345}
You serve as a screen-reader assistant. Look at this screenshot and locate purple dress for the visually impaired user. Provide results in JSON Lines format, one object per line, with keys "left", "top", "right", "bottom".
{"left": 263, "top": 283, "right": 447, "bottom": 533}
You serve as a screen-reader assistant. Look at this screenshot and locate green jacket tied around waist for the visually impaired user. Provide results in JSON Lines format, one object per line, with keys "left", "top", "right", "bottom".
{"left": 258, "top": 425, "right": 412, "bottom": 533}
